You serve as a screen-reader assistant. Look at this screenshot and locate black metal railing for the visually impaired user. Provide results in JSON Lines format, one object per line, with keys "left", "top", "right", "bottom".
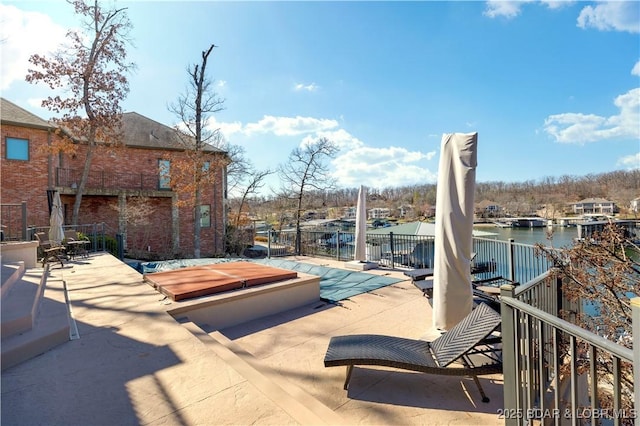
{"left": 1, "top": 202, "right": 28, "bottom": 241}
{"left": 56, "top": 168, "right": 162, "bottom": 191}
{"left": 501, "top": 279, "right": 637, "bottom": 426}
{"left": 28, "top": 223, "right": 109, "bottom": 255}
{"left": 264, "top": 230, "right": 555, "bottom": 281}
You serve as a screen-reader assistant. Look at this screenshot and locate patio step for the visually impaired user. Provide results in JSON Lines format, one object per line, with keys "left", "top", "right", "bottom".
{"left": 182, "top": 322, "right": 345, "bottom": 425}
{"left": 1, "top": 265, "right": 70, "bottom": 371}
{"left": 1, "top": 261, "right": 25, "bottom": 298}
{"left": 1, "top": 265, "right": 44, "bottom": 338}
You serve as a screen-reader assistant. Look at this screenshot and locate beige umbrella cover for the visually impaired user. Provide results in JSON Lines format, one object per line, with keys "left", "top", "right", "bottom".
{"left": 354, "top": 185, "right": 367, "bottom": 261}
{"left": 48, "top": 191, "right": 65, "bottom": 244}
{"left": 432, "top": 132, "right": 478, "bottom": 330}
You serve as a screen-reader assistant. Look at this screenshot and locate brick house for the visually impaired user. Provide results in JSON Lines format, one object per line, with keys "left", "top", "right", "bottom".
{"left": 1, "top": 98, "right": 228, "bottom": 258}
{"left": 1, "top": 98, "right": 57, "bottom": 236}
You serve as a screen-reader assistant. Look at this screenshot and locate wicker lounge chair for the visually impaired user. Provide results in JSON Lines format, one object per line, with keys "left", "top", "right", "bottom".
{"left": 324, "top": 302, "right": 502, "bottom": 402}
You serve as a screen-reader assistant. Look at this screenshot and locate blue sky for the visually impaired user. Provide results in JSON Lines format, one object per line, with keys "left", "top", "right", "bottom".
{"left": 2, "top": 1, "right": 639, "bottom": 196}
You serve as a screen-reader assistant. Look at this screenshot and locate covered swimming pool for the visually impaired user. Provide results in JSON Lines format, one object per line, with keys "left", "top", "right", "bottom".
{"left": 135, "top": 258, "right": 404, "bottom": 303}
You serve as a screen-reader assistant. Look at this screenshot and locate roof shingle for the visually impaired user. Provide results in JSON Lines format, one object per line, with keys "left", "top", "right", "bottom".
{"left": 1, "top": 98, "right": 52, "bottom": 130}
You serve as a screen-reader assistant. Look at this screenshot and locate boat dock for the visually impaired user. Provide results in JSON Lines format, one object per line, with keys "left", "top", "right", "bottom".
{"left": 577, "top": 219, "right": 640, "bottom": 241}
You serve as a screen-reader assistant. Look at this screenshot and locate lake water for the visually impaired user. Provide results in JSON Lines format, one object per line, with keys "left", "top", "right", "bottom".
{"left": 475, "top": 225, "right": 578, "bottom": 248}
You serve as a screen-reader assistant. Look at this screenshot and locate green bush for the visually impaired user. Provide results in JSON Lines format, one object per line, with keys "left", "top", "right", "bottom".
{"left": 84, "top": 234, "right": 118, "bottom": 257}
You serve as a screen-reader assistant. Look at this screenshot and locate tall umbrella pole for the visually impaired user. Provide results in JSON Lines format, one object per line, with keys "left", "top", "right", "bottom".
{"left": 48, "top": 191, "right": 65, "bottom": 244}
{"left": 354, "top": 185, "right": 367, "bottom": 261}
{"left": 432, "top": 132, "right": 478, "bottom": 330}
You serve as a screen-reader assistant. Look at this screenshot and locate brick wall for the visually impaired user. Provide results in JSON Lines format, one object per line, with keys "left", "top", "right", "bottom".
{"left": 1, "top": 124, "right": 59, "bottom": 227}
{"left": 3, "top": 123, "right": 227, "bottom": 258}
{"left": 62, "top": 144, "right": 227, "bottom": 257}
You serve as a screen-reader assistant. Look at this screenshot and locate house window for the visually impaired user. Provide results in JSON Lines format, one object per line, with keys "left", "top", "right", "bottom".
{"left": 5, "top": 137, "right": 29, "bottom": 160}
{"left": 199, "top": 205, "right": 211, "bottom": 228}
{"left": 158, "top": 159, "right": 171, "bottom": 189}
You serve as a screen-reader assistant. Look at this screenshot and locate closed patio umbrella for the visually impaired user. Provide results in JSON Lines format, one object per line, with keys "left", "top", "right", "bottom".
{"left": 432, "top": 132, "right": 478, "bottom": 330}
{"left": 354, "top": 185, "right": 367, "bottom": 261}
{"left": 48, "top": 191, "right": 64, "bottom": 244}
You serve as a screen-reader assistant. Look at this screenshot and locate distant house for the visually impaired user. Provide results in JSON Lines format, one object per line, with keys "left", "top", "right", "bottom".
{"left": 421, "top": 204, "right": 436, "bottom": 218}
{"left": 397, "top": 204, "right": 413, "bottom": 218}
{"left": 475, "top": 200, "right": 502, "bottom": 218}
{"left": 570, "top": 198, "right": 616, "bottom": 215}
{"left": 631, "top": 197, "right": 640, "bottom": 214}
{"left": 342, "top": 206, "right": 356, "bottom": 219}
{"left": 368, "top": 207, "right": 390, "bottom": 219}
{"left": 1, "top": 98, "right": 228, "bottom": 258}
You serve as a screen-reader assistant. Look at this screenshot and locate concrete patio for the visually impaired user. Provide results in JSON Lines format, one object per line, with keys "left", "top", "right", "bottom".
{"left": 1, "top": 252, "right": 504, "bottom": 425}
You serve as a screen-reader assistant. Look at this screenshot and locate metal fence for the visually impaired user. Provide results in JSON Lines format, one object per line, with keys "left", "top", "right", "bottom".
{"left": 264, "top": 229, "right": 439, "bottom": 269}
{"left": 268, "top": 227, "right": 639, "bottom": 425}
{"left": 500, "top": 276, "right": 638, "bottom": 426}
{"left": 28, "top": 223, "right": 110, "bottom": 255}
{"left": 264, "top": 229, "right": 555, "bottom": 281}
{"left": 472, "top": 236, "right": 559, "bottom": 284}
{"left": 56, "top": 168, "right": 161, "bottom": 191}
{"left": 1, "top": 202, "right": 28, "bottom": 241}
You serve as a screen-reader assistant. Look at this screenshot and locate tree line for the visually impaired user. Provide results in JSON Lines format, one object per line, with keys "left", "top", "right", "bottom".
{"left": 245, "top": 169, "right": 640, "bottom": 221}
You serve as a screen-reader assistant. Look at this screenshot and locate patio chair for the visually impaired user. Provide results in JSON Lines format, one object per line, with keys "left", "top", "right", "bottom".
{"left": 34, "top": 232, "right": 67, "bottom": 268}
{"left": 324, "top": 302, "right": 502, "bottom": 403}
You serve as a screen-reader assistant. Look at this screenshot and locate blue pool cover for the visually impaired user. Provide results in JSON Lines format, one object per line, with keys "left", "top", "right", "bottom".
{"left": 135, "top": 258, "right": 403, "bottom": 303}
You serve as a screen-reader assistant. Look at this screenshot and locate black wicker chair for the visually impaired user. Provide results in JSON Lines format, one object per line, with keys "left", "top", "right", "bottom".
{"left": 324, "top": 302, "right": 502, "bottom": 402}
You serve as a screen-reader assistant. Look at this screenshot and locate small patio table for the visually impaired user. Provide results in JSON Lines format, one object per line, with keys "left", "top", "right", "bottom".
{"left": 65, "top": 239, "right": 90, "bottom": 259}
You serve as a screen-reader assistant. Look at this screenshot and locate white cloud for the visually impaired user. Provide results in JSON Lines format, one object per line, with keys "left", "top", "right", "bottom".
{"left": 332, "top": 144, "right": 437, "bottom": 188}
{"left": 216, "top": 80, "right": 227, "bottom": 88}
{"left": 206, "top": 112, "right": 437, "bottom": 189}
{"left": 244, "top": 115, "right": 338, "bottom": 136}
{"left": 540, "top": 1, "right": 574, "bottom": 10}
{"left": 0, "top": 5, "right": 68, "bottom": 90}
{"left": 632, "top": 61, "right": 640, "bottom": 76}
{"left": 205, "top": 116, "right": 243, "bottom": 139}
{"left": 207, "top": 114, "right": 339, "bottom": 139}
{"left": 299, "top": 129, "right": 438, "bottom": 187}
{"left": 27, "top": 97, "right": 45, "bottom": 109}
{"left": 484, "top": 0, "right": 640, "bottom": 35}
{"left": 616, "top": 152, "right": 640, "bottom": 170}
{"left": 294, "top": 82, "right": 319, "bottom": 92}
{"left": 543, "top": 88, "right": 640, "bottom": 143}
{"left": 302, "top": 128, "right": 365, "bottom": 151}
{"left": 483, "top": 1, "right": 532, "bottom": 19}
{"left": 577, "top": 1, "right": 640, "bottom": 33}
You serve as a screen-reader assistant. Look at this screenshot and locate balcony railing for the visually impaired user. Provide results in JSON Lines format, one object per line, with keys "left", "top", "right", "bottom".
{"left": 501, "top": 275, "right": 637, "bottom": 426}
{"left": 56, "top": 168, "right": 162, "bottom": 191}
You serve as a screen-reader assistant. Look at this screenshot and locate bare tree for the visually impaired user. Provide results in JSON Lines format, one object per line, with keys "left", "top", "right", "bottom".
{"left": 278, "top": 137, "right": 338, "bottom": 254}
{"left": 537, "top": 222, "right": 638, "bottom": 412}
{"left": 231, "top": 168, "right": 272, "bottom": 228}
{"left": 224, "top": 144, "right": 272, "bottom": 254}
{"left": 227, "top": 170, "right": 271, "bottom": 255}
{"left": 169, "top": 44, "right": 227, "bottom": 258}
{"left": 109, "top": 196, "right": 155, "bottom": 259}
{"left": 26, "top": 0, "right": 134, "bottom": 226}
{"left": 225, "top": 144, "right": 251, "bottom": 195}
